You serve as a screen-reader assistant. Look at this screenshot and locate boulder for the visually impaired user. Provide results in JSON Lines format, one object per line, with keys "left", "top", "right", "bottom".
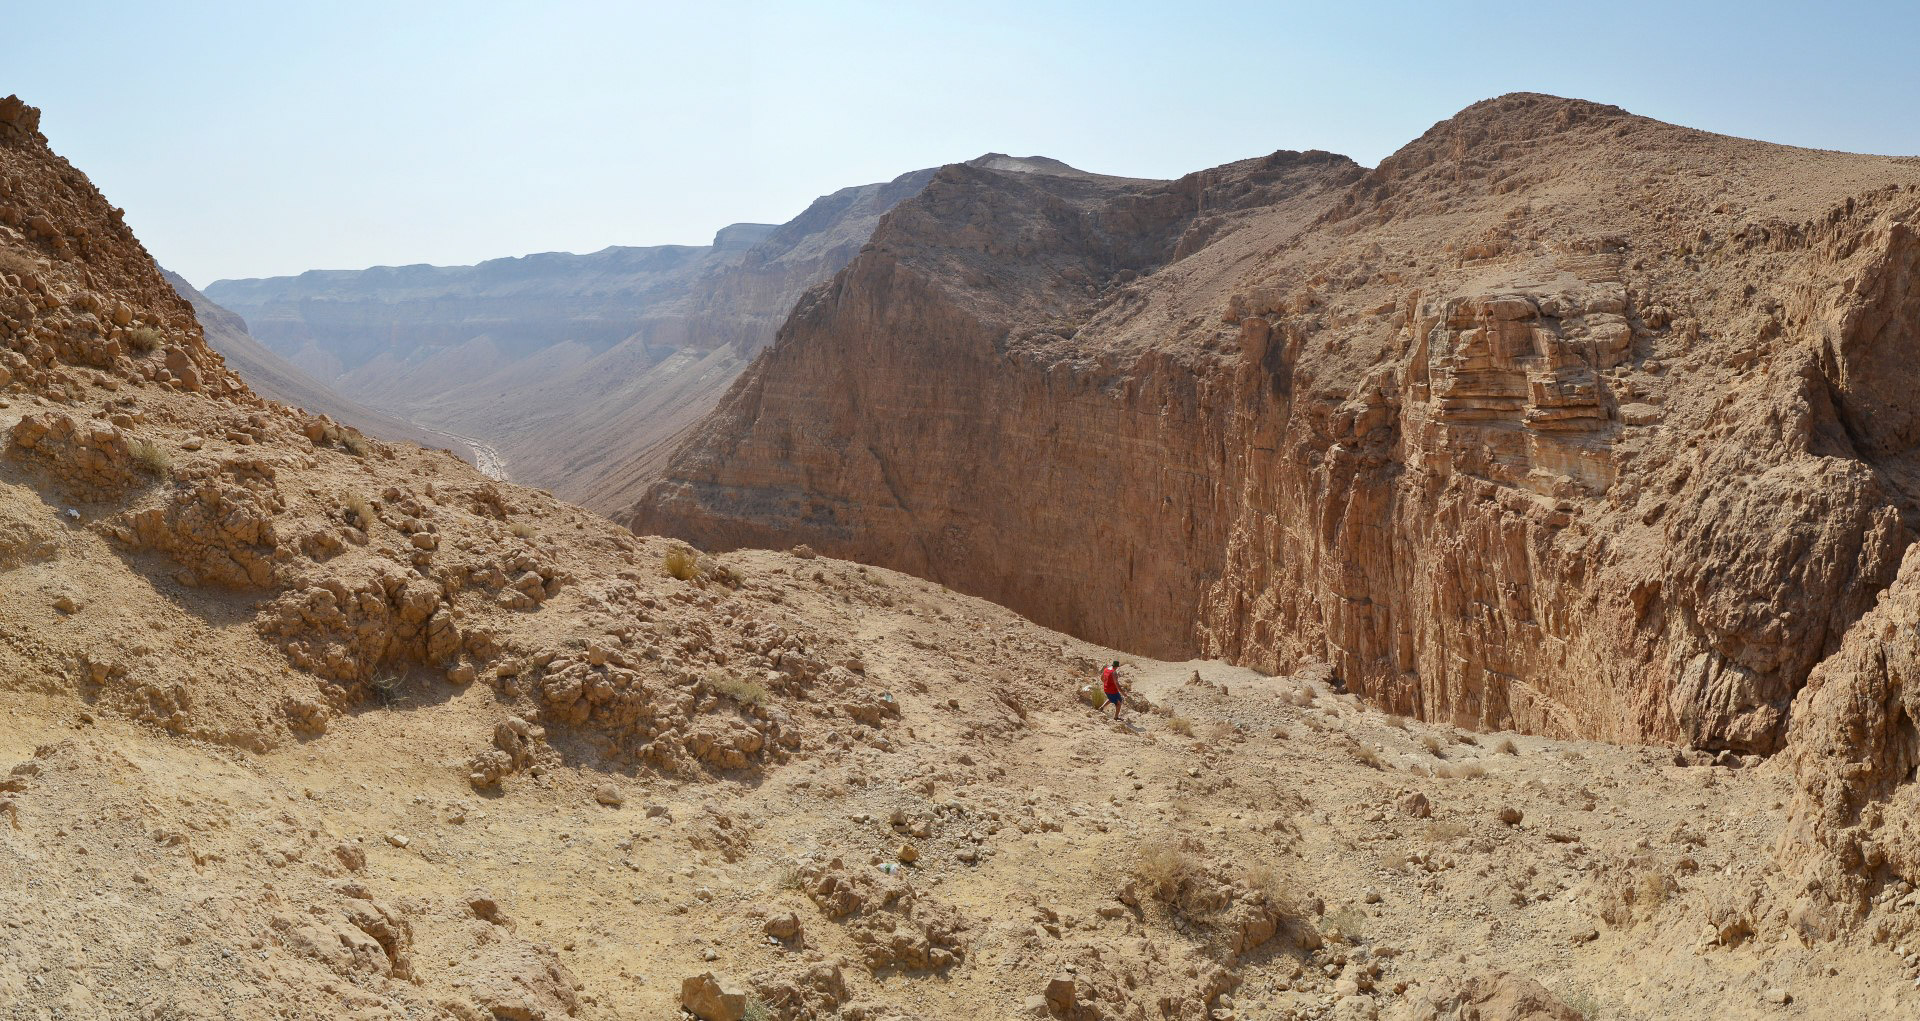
{"left": 681, "top": 972, "right": 747, "bottom": 1021}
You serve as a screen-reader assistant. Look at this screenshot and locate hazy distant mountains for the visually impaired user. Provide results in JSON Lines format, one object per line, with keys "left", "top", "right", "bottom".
{"left": 204, "top": 165, "right": 948, "bottom": 510}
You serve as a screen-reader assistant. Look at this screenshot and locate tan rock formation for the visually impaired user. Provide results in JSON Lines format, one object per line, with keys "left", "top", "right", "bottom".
{"left": 633, "top": 94, "right": 1920, "bottom": 757}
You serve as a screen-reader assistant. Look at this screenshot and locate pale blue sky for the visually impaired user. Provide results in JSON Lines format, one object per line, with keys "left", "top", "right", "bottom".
{"left": 12, "top": 1, "right": 1918, "bottom": 285}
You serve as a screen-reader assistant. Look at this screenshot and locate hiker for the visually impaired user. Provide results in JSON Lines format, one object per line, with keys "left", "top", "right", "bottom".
{"left": 1100, "top": 660, "right": 1124, "bottom": 719}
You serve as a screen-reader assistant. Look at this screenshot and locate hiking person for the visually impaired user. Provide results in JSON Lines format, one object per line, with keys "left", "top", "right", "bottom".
{"left": 1100, "top": 660, "right": 1124, "bottom": 719}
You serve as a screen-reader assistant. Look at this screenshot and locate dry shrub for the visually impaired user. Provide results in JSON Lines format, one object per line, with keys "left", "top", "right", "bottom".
{"left": 342, "top": 493, "right": 374, "bottom": 530}
{"left": 1634, "top": 871, "right": 1673, "bottom": 910}
{"left": 129, "top": 438, "right": 170, "bottom": 477}
{"left": 664, "top": 545, "right": 700, "bottom": 581}
{"left": 0, "top": 248, "right": 35, "bottom": 278}
{"left": 126, "top": 326, "right": 163, "bottom": 354}
{"left": 1323, "top": 906, "right": 1366, "bottom": 943}
{"left": 1379, "top": 848, "right": 1411, "bottom": 872}
{"left": 1559, "top": 748, "right": 1586, "bottom": 763}
{"left": 1167, "top": 716, "right": 1195, "bottom": 737}
{"left": 1454, "top": 731, "right": 1478, "bottom": 747}
{"left": 1496, "top": 737, "right": 1519, "bottom": 755}
{"left": 368, "top": 672, "right": 405, "bottom": 709}
{"left": 707, "top": 670, "right": 768, "bottom": 706}
{"left": 1354, "top": 743, "right": 1386, "bottom": 769}
{"left": 1436, "top": 761, "right": 1486, "bottom": 780}
{"left": 1130, "top": 837, "right": 1197, "bottom": 903}
{"left": 508, "top": 520, "right": 536, "bottom": 539}
{"left": 1557, "top": 985, "right": 1603, "bottom": 1021}
{"left": 1427, "top": 820, "right": 1471, "bottom": 843}
{"left": 1384, "top": 715, "right": 1410, "bottom": 730}
{"left": 1205, "top": 721, "right": 1237, "bottom": 742}
{"left": 1242, "top": 863, "right": 1297, "bottom": 910}
{"left": 340, "top": 430, "right": 373, "bottom": 457}
{"left": 1420, "top": 735, "right": 1445, "bottom": 757}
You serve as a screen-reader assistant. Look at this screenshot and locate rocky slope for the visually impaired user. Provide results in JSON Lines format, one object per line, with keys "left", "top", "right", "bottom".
{"left": 161, "top": 267, "right": 475, "bottom": 459}
{"left": 204, "top": 167, "right": 943, "bottom": 508}
{"left": 633, "top": 94, "right": 1920, "bottom": 765}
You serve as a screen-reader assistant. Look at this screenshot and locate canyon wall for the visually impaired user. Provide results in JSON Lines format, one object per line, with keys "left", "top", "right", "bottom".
{"left": 633, "top": 95, "right": 1920, "bottom": 759}
{"left": 202, "top": 167, "right": 943, "bottom": 508}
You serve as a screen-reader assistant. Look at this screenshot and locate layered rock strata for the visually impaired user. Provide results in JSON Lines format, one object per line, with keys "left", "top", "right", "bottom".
{"left": 634, "top": 94, "right": 1920, "bottom": 760}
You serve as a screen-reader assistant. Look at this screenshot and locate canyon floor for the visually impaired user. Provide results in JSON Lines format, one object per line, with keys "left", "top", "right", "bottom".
{"left": 5, "top": 544, "right": 1910, "bottom": 1020}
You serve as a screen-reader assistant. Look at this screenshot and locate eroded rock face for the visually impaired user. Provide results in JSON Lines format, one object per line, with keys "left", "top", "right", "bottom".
{"left": 634, "top": 94, "right": 1920, "bottom": 757}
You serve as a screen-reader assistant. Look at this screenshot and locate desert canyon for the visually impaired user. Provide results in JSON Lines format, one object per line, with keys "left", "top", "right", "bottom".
{"left": 4, "top": 85, "right": 1920, "bottom": 1021}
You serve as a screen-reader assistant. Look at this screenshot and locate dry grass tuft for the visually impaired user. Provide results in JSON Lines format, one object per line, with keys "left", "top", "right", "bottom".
{"left": 1167, "top": 716, "right": 1195, "bottom": 737}
{"left": 1354, "top": 744, "right": 1387, "bottom": 769}
{"left": 340, "top": 430, "right": 373, "bottom": 457}
{"left": 1384, "top": 714, "right": 1410, "bottom": 730}
{"left": 129, "top": 438, "right": 170, "bottom": 477}
{"left": 1420, "top": 734, "right": 1445, "bottom": 757}
{"left": 1130, "top": 837, "right": 1197, "bottom": 903}
{"left": 1427, "top": 820, "right": 1471, "bottom": 843}
{"left": 1323, "top": 905, "right": 1367, "bottom": 943}
{"left": 343, "top": 493, "right": 374, "bottom": 530}
{"left": 126, "top": 326, "right": 163, "bottom": 354}
{"left": 1242, "top": 863, "right": 1299, "bottom": 911}
{"left": 664, "top": 546, "right": 700, "bottom": 581}
{"left": 1436, "top": 761, "right": 1487, "bottom": 780}
{"left": 508, "top": 520, "right": 536, "bottom": 539}
{"left": 1496, "top": 737, "right": 1519, "bottom": 755}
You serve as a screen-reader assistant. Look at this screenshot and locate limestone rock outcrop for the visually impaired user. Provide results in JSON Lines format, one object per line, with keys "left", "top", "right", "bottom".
{"left": 633, "top": 94, "right": 1920, "bottom": 759}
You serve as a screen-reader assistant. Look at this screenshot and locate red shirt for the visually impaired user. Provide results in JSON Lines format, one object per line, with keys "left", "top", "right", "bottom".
{"left": 1101, "top": 667, "right": 1119, "bottom": 695}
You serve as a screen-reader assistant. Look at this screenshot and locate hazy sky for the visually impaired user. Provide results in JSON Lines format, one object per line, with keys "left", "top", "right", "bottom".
{"left": 14, "top": 1, "right": 1919, "bottom": 286}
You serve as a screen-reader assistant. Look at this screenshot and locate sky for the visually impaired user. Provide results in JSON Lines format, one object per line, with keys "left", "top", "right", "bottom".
{"left": 11, "top": 1, "right": 1919, "bottom": 286}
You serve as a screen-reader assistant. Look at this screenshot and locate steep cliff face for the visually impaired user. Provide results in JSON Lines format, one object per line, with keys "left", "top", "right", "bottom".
{"left": 634, "top": 94, "right": 1920, "bottom": 757}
